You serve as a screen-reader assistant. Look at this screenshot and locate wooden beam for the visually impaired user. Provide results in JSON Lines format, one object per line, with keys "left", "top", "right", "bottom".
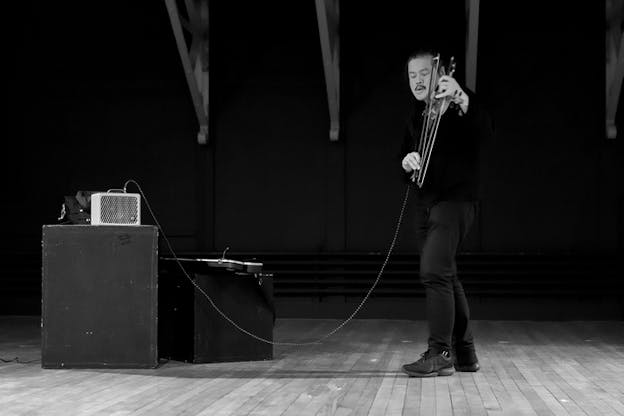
{"left": 193, "top": 0, "right": 209, "bottom": 142}
{"left": 606, "top": 38, "right": 624, "bottom": 139}
{"left": 465, "top": 0, "right": 480, "bottom": 92}
{"left": 315, "top": 0, "right": 340, "bottom": 141}
{"left": 606, "top": 0, "right": 624, "bottom": 139}
{"left": 164, "top": 0, "right": 210, "bottom": 144}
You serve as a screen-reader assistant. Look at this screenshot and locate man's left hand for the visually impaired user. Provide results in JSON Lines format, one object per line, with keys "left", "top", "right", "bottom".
{"left": 435, "top": 75, "right": 469, "bottom": 113}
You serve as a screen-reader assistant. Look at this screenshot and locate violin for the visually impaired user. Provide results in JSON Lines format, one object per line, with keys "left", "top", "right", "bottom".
{"left": 161, "top": 257, "right": 263, "bottom": 274}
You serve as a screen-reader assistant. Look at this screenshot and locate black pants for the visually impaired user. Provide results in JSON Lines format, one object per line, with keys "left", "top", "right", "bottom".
{"left": 412, "top": 199, "right": 477, "bottom": 356}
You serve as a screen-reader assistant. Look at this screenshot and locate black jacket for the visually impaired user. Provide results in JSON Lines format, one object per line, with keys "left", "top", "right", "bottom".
{"left": 399, "top": 90, "right": 493, "bottom": 201}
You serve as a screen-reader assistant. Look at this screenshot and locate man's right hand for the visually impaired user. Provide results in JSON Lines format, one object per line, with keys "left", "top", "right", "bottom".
{"left": 402, "top": 152, "right": 422, "bottom": 172}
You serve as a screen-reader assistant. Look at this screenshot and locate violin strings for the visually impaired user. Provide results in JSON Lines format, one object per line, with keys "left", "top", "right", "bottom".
{"left": 420, "top": 55, "right": 438, "bottom": 154}
{"left": 416, "top": 55, "right": 455, "bottom": 188}
{"left": 417, "top": 54, "right": 440, "bottom": 186}
{"left": 419, "top": 107, "right": 443, "bottom": 186}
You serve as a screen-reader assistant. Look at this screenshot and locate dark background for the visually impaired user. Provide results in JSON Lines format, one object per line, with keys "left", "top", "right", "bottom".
{"left": 3, "top": 1, "right": 622, "bottom": 317}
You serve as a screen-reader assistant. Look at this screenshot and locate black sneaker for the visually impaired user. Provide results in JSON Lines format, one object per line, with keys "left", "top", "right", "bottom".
{"left": 453, "top": 349, "right": 480, "bottom": 372}
{"left": 401, "top": 350, "right": 455, "bottom": 377}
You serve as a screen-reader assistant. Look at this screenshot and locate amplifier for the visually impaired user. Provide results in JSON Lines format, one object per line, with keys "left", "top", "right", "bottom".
{"left": 91, "top": 192, "right": 141, "bottom": 226}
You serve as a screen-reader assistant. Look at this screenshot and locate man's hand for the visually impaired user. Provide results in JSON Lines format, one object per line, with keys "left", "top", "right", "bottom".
{"left": 402, "top": 152, "right": 422, "bottom": 172}
{"left": 435, "top": 75, "right": 469, "bottom": 113}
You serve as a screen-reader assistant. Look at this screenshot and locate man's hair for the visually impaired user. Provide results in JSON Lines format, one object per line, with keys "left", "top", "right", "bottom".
{"left": 406, "top": 48, "right": 437, "bottom": 64}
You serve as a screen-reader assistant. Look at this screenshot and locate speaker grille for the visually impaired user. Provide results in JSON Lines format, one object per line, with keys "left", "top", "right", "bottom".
{"left": 99, "top": 195, "right": 139, "bottom": 225}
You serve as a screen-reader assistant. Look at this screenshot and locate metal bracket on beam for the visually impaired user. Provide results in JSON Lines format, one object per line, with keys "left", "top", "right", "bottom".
{"left": 164, "top": 0, "right": 210, "bottom": 145}
{"left": 315, "top": 0, "right": 340, "bottom": 141}
{"left": 465, "top": 0, "right": 480, "bottom": 92}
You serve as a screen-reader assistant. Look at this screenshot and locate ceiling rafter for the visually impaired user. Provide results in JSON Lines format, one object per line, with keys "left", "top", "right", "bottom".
{"left": 164, "top": 0, "right": 210, "bottom": 144}
{"left": 606, "top": 0, "right": 624, "bottom": 139}
{"left": 465, "top": 0, "right": 480, "bottom": 92}
{"left": 315, "top": 0, "right": 340, "bottom": 141}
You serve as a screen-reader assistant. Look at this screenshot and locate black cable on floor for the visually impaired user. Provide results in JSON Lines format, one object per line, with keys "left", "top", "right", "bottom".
{"left": 0, "top": 357, "right": 40, "bottom": 364}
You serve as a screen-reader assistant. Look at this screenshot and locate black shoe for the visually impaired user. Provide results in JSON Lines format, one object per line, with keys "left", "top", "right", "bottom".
{"left": 453, "top": 349, "right": 480, "bottom": 372}
{"left": 455, "top": 361, "right": 480, "bottom": 372}
{"left": 401, "top": 350, "right": 455, "bottom": 377}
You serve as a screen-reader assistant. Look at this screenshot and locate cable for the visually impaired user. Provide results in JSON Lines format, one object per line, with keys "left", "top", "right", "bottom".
{"left": 124, "top": 179, "right": 411, "bottom": 347}
{"left": 0, "top": 357, "right": 41, "bottom": 364}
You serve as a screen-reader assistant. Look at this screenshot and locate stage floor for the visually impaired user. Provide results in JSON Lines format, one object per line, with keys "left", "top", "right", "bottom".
{"left": 1, "top": 316, "right": 623, "bottom": 416}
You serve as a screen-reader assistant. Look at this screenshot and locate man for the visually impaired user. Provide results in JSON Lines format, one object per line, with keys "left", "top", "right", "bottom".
{"left": 400, "top": 49, "right": 493, "bottom": 377}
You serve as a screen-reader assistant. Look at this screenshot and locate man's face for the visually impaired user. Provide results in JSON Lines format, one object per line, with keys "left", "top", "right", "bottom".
{"left": 408, "top": 55, "right": 433, "bottom": 101}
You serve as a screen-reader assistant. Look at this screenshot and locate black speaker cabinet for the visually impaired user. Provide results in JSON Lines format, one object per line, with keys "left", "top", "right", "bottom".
{"left": 41, "top": 225, "right": 158, "bottom": 368}
{"left": 159, "top": 263, "right": 274, "bottom": 363}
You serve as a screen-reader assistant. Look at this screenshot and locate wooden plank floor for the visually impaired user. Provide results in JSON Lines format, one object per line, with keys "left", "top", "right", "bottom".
{"left": 1, "top": 316, "right": 623, "bottom": 416}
